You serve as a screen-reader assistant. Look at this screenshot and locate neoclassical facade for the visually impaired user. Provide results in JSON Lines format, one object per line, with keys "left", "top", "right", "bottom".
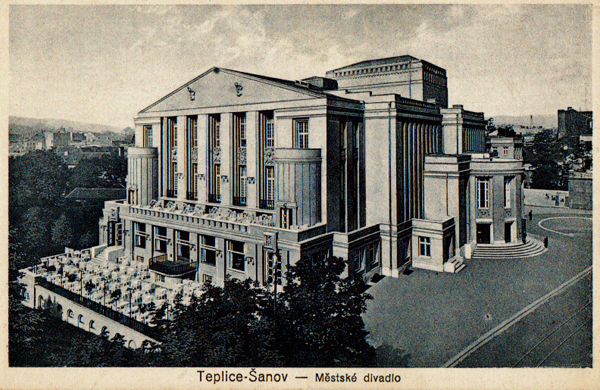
{"left": 94, "top": 56, "right": 531, "bottom": 286}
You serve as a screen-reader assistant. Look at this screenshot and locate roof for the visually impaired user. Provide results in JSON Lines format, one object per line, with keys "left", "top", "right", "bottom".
{"left": 65, "top": 187, "right": 126, "bottom": 201}
{"left": 329, "top": 55, "right": 420, "bottom": 72}
{"left": 139, "top": 66, "right": 359, "bottom": 114}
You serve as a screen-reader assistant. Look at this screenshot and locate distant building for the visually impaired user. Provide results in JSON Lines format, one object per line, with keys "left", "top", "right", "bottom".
{"left": 568, "top": 170, "right": 593, "bottom": 210}
{"left": 487, "top": 136, "right": 523, "bottom": 160}
{"left": 557, "top": 107, "right": 592, "bottom": 139}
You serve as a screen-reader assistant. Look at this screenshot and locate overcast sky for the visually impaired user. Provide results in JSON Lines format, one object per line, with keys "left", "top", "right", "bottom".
{"left": 9, "top": 4, "right": 592, "bottom": 129}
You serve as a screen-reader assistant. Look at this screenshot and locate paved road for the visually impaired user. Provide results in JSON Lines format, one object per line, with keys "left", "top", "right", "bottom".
{"left": 363, "top": 206, "right": 592, "bottom": 367}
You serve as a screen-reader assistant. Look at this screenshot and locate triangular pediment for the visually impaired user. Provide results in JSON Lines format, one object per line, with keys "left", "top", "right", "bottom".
{"left": 140, "top": 68, "right": 325, "bottom": 114}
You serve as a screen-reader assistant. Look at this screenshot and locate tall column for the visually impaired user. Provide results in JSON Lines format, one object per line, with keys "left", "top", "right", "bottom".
{"left": 197, "top": 115, "right": 208, "bottom": 203}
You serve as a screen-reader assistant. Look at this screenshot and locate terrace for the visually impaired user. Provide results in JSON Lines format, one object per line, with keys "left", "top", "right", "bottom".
{"left": 32, "top": 247, "right": 206, "bottom": 327}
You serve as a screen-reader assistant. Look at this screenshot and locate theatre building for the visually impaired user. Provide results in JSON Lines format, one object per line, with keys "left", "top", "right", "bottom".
{"left": 93, "top": 55, "right": 540, "bottom": 287}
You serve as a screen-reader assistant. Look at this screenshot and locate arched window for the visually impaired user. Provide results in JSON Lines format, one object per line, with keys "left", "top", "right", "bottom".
{"left": 89, "top": 320, "right": 95, "bottom": 331}
{"left": 78, "top": 314, "right": 84, "bottom": 325}
{"left": 67, "top": 309, "right": 74, "bottom": 318}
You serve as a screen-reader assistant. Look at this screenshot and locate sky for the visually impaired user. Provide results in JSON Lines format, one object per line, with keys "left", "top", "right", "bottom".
{"left": 9, "top": 4, "right": 593, "bottom": 129}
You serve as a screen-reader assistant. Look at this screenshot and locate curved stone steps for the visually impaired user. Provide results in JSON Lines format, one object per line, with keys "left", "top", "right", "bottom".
{"left": 471, "top": 237, "right": 547, "bottom": 260}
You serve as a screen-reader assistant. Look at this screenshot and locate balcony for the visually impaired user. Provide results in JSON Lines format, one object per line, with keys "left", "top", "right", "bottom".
{"left": 148, "top": 255, "right": 196, "bottom": 277}
{"left": 259, "top": 199, "right": 275, "bottom": 210}
{"left": 208, "top": 194, "right": 221, "bottom": 203}
{"left": 186, "top": 191, "right": 198, "bottom": 201}
{"left": 233, "top": 196, "right": 247, "bottom": 207}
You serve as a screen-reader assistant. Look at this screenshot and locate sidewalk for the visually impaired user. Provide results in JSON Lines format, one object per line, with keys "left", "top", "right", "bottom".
{"left": 363, "top": 206, "right": 592, "bottom": 367}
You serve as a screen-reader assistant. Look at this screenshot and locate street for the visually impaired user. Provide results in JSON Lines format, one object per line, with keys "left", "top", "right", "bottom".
{"left": 364, "top": 205, "right": 593, "bottom": 367}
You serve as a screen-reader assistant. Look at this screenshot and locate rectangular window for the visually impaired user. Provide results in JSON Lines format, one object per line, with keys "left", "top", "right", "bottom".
{"left": 143, "top": 125, "right": 153, "bottom": 147}
{"left": 503, "top": 147, "right": 509, "bottom": 155}
{"left": 155, "top": 274, "right": 165, "bottom": 283}
{"left": 200, "top": 235, "right": 217, "bottom": 266}
{"left": 172, "top": 162, "right": 178, "bottom": 195}
{"left": 266, "top": 117, "right": 275, "bottom": 147}
{"left": 265, "top": 250, "right": 281, "bottom": 285}
{"left": 227, "top": 240, "right": 245, "bottom": 272}
{"left": 504, "top": 177, "right": 512, "bottom": 208}
{"left": 176, "top": 230, "right": 190, "bottom": 261}
{"left": 208, "top": 115, "right": 221, "bottom": 202}
{"left": 134, "top": 222, "right": 146, "bottom": 248}
{"left": 233, "top": 113, "right": 247, "bottom": 206}
{"left": 477, "top": 178, "right": 489, "bottom": 209}
{"left": 419, "top": 236, "right": 431, "bottom": 257}
{"left": 293, "top": 119, "right": 309, "bottom": 149}
{"left": 166, "top": 117, "right": 177, "bottom": 197}
{"left": 154, "top": 226, "right": 168, "bottom": 253}
{"left": 266, "top": 167, "right": 275, "bottom": 202}
{"left": 202, "top": 274, "right": 213, "bottom": 284}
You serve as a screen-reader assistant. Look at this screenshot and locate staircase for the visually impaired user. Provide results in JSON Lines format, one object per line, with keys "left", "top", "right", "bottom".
{"left": 86, "top": 247, "right": 108, "bottom": 268}
{"left": 471, "top": 237, "right": 546, "bottom": 260}
{"left": 444, "top": 257, "right": 466, "bottom": 273}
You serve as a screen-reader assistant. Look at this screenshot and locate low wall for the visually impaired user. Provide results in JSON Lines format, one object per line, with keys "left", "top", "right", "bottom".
{"left": 34, "top": 285, "right": 158, "bottom": 349}
{"left": 524, "top": 188, "right": 569, "bottom": 208}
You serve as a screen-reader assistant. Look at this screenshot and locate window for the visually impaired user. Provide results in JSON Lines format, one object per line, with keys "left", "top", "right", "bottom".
{"left": 419, "top": 236, "right": 431, "bottom": 257}
{"left": 227, "top": 240, "right": 245, "bottom": 272}
{"left": 504, "top": 177, "right": 512, "bottom": 208}
{"left": 266, "top": 117, "right": 275, "bottom": 147}
{"left": 503, "top": 147, "right": 509, "bottom": 156}
{"left": 208, "top": 115, "right": 221, "bottom": 202}
{"left": 187, "top": 116, "right": 198, "bottom": 200}
{"left": 280, "top": 207, "right": 292, "bottom": 229}
{"left": 155, "top": 274, "right": 165, "bottom": 283}
{"left": 265, "top": 250, "right": 281, "bottom": 285}
{"left": 233, "top": 113, "right": 247, "bottom": 206}
{"left": 266, "top": 167, "right": 275, "bottom": 202}
{"left": 202, "top": 274, "right": 213, "bottom": 283}
{"left": 143, "top": 125, "right": 153, "bottom": 147}
{"left": 293, "top": 119, "right": 309, "bottom": 148}
{"left": 134, "top": 222, "right": 146, "bottom": 248}
{"left": 477, "top": 178, "right": 489, "bottom": 209}
{"left": 154, "top": 226, "right": 168, "bottom": 253}
{"left": 176, "top": 231, "right": 190, "bottom": 261}
{"left": 200, "top": 235, "right": 217, "bottom": 266}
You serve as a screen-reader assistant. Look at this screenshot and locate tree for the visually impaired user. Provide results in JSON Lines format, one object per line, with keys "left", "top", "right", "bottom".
{"left": 151, "top": 278, "right": 282, "bottom": 367}
{"left": 276, "top": 256, "right": 377, "bottom": 367}
{"left": 20, "top": 207, "right": 52, "bottom": 259}
{"left": 51, "top": 213, "right": 75, "bottom": 250}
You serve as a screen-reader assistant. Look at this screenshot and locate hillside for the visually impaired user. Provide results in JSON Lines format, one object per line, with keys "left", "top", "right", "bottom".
{"left": 9, "top": 116, "right": 129, "bottom": 135}
{"left": 491, "top": 114, "right": 556, "bottom": 129}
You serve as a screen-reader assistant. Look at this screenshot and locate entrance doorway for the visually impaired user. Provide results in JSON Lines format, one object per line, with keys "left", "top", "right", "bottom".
{"left": 504, "top": 222, "right": 512, "bottom": 243}
{"left": 476, "top": 223, "right": 491, "bottom": 244}
{"left": 107, "top": 221, "right": 123, "bottom": 246}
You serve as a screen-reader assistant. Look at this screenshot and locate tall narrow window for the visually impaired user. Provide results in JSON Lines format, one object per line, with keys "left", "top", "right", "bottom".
{"left": 259, "top": 111, "right": 275, "bottom": 209}
{"left": 187, "top": 116, "right": 198, "bottom": 200}
{"left": 477, "top": 178, "right": 490, "bottom": 209}
{"left": 166, "top": 117, "right": 177, "bottom": 198}
{"left": 504, "top": 177, "right": 512, "bottom": 208}
{"left": 233, "top": 113, "right": 247, "bottom": 206}
{"left": 208, "top": 115, "right": 221, "bottom": 203}
{"left": 143, "top": 125, "right": 153, "bottom": 147}
{"left": 266, "top": 166, "right": 275, "bottom": 209}
{"left": 154, "top": 226, "right": 168, "bottom": 254}
{"left": 293, "top": 119, "right": 309, "bottom": 148}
